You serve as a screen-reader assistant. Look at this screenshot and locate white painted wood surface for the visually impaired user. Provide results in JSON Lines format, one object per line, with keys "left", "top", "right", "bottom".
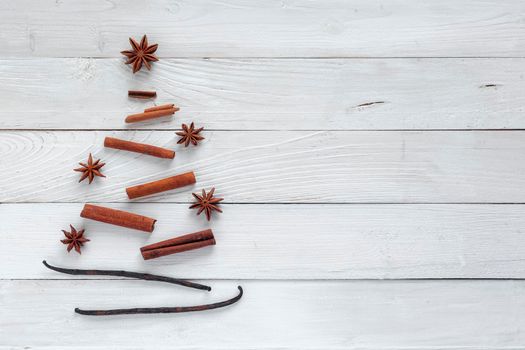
{"left": 2, "top": 203, "right": 525, "bottom": 279}
{"left": 2, "top": 280, "right": 525, "bottom": 348}
{"left": 2, "top": 0, "right": 525, "bottom": 349}
{"left": 1, "top": 58, "right": 524, "bottom": 130}
{"left": 1, "top": 0, "right": 524, "bottom": 57}
{"left": 1, "top": 130, "right": 525, "bottom": 203}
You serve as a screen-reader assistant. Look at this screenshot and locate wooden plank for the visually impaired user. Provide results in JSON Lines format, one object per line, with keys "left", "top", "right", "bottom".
{"left": 1, "top": 58, "right": 524, "bottom": 130}
{"left": 1, "top": 0, "right": 524, "bottom": 58}
{"left": 2, "top": 279, "right": 525, "bottom": 348}
{"left": 3, "top": 203, "right": 525, "bottom": 279}
{"left": 1, "top": 130, "right": 525, "bottom": 203}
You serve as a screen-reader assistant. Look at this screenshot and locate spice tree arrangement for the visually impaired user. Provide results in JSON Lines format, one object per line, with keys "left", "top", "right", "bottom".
{"left": 48, "top": 35, "right": 243, "bottom": 316}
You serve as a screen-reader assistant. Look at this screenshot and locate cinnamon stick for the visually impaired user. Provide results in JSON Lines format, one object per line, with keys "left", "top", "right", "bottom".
{"left": 141, "top": 229, "right": 215, "bottom": 260}
{"left": 104, "top": 137, "right": 175, "bottom": 159}
{"left": 141, "top": 229, "right": 214, "bottom": 251}
{"left": 80, "top": 204, "right": 156, "bottom": 233}
{"left": 125, "top": 108, "right": 178, "bottom": 123}
{"left": 128, "top": 90, "right": 157, "bottom": 99}
{"left": 144, "top": 104, "right": 177, "bottom": 112}
{"left": 126, "top": 171, "right": 196, "bottom": 199}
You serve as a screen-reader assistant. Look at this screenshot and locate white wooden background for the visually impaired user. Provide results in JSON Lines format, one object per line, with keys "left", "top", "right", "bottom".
{"left": 1, "top": 0, "right": 525, "bottom": 348}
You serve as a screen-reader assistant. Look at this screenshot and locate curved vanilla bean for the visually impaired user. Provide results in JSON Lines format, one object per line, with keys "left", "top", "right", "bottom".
{"left": 75, "top": 286, "right": 243, "bottom": 316}
{"left": 42, "top": 260, "right": 211, "bottom": 291}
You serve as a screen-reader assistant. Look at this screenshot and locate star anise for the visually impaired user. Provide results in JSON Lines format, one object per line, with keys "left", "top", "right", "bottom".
{"left": 121, "top": 35, "right": 159, "bottom": 73}
{"left": 61, "top": 225, "right": 90, "bottom": 254}
{"left": 74, "top": 153, "right": 106, "bottom": 184}
{"left": 190, "top": 187, "right": 223, "bottom": 221}
{"left": 176, "top": 122, "right": 205, "bottom": 147}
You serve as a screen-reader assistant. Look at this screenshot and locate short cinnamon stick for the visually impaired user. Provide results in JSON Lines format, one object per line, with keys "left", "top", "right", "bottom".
{"left": 144, "top": 104, "right": 177, "bottom": 112}
{"left": 128, "top": 90, "right": 156, "bottom": 99}
{"left": 80, "top": 204, "right": 156, "bottom": 233}
{"left": 141, "top": 229, "right": 214, "bottom": 251}
{"left": 126, "top": 171, "right": 196, "bottom": 199}
{"left": 104, "top": 137, "right": 175, "bottom": 159}
{"left": 125, "top": 108, "right": 178, "bottom": 123}
{"left": 141, "top": 229, "right": 215, "bottom": 260}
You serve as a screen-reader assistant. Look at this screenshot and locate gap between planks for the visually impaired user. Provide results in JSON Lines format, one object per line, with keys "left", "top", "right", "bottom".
{"left": 3, "top": 129, "right": 525, "bottom": 132}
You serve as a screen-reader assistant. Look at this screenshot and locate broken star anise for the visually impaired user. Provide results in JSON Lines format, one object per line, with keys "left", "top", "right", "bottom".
{"left": 189, "top": 187, "right": 223, "bottom": 221}
{"left": 61, "top": 225, "right": 90, "bottom": 254}
{"left": 121, "top": 35, "right": 159, "bottom": 73}
{"left": 74, "top": 153, "right": 106, "bottom": 184}
{"left": 176, "top": 122, "right": 205, "bottom": 147}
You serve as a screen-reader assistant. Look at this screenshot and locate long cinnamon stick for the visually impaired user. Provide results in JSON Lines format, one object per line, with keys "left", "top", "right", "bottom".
{"left": 144, "top": 104, "right": 177, "bottom": 112}
{"left": 125, "top": 108, "right": 178, "bottom": 123}
{"left": 128, "top": 90, "right": 156, "bottom": 99}
{"left": 141, "top": 229, "right": 215, "bottom": 260}
{"left": 104, "top": 137, "right": 175, "bottom": 159}
{"left": 126, "top": 171, "right": 196, "bottom": 199}
{"left": 80, "top": 204, "right": 156, "bottom": 232}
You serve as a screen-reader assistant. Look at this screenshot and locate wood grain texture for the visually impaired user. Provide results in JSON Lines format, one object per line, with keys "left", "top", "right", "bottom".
{"left": 3, "top": 2, "right": 525, "bottom": 348}
{"left": 2, "top": 280, "right": 525, "bottom": 348}
{"left": 1, "top": 130, "right": 525, "bottom": 203}
{"left": 1, "top": 0, "right": 524, "bottom": 58}
{"left": 3, "top": 203, "right": 525, "bottom": 279}
{"left": 1, "top": 58, "right": 524, "bottom": 130}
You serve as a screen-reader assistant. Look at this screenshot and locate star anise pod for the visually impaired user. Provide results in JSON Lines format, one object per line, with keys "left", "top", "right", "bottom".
{"left": 61, "top": 225, "right": 90, "bottom": 254}
{"left": 74, "top": 153, "right": 106, "bottom": 184}
{"left": 190, "top": 187, "right": 223, "bottom": 221}
{"left": 121, "top": 35, "right": 159, "bottom": 73}
{"left": 176, "top": 122, "right": 205, "bottom": 147}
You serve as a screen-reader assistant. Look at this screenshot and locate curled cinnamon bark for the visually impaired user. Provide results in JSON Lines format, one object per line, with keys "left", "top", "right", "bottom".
{"left": 141, "top": 229, "right": 216, "bottom": 260}
{"left": 80, "top": 204, "right": 156, "bottom": 232}
{"left": 144, "top": 104, "right": 176, "bottom": 112}
{"left": 128, "top": 90, "right": 157, "bottom": 99}
{"left": 104, "top": 137, "right": 175, "bottom": 159}
{"left": 125, "top": 107, "right": 178, "bottom": 123}
{"left": 126, "top": 171, "right": 196, "bottom": 199}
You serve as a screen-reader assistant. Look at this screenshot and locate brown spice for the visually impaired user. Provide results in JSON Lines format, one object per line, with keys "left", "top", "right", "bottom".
{"left": 126, "top": 171, "right": 196, "bottom": 199}
{"left": 43, "top": 260, "right": 211, "bottom": 291}
{"left": 80, "top": 204, "right": 156, "bottom": 233}
{"left": 104, "top": 137, "right": 175, "bottom": 159}
{"left": 128, "top": 90, "right": 157, "bottom": 99}
{"left": 120, "top": 35, "right": 159, "bottom": 73}
{"left": 144, "top": 104, "right": 177, "bottom": 112}
{"left": 73, "top": 153, "right": 106, "bottom": 184}
{"left": 176, "top": 122, "right": 205, "bottom": 147}
{"left": 61, "top": 225, "right": 89, "bottom": 254}
{"left": 140, "top": 229, "right": 215, "bottom": 260}
{"left": 190, "top": 187, "right": 223, "bottom": 221}
{"left": 76, "top": 286, "right": 243, "bottom": 316}
{"left": 125, "top": 108, "right": 178, "bottom": 123}
{"left": 42, "top": 261, "right": 243, "bottom": 316}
